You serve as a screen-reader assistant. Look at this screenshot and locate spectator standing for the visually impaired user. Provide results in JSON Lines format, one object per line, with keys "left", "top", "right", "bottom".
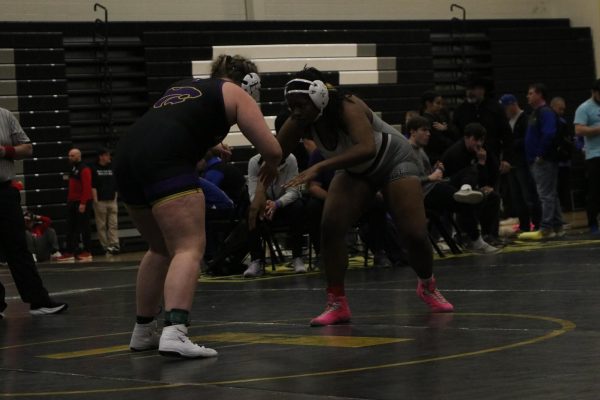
{"left": 550, "top": 97, "right": 575, "bottom": 212}
{"left": 453, "top": 77, "right": 514, "bottom": 171}
{"left": 499, "top": 94, "right": 541, "bottom": 233}
{"left": 92, "top": 148, "right": 119, "bottom": 255}
{"left": 518, "top": 83, "right": 565, "bottom": 240}
{"left": 574, "top": 79, "right": 600, "bottom": 234}
{"left": 420, "top": 91, "right": 460, "bottom": 165}
{"left": 0, "top": 107, "right": 68, "bottom": 317}
{"left": 56, "top": 148, "right": 94, "bottom": 261}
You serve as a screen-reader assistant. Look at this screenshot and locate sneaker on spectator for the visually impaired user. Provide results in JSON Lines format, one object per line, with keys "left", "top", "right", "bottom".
{"left": 518, "top": 229, "right": 556, "bottom": 240}
{"left": 554, "top": 226, "right": 566, "bottom": 238}
{"left": 0, "top": 308, "right": 5, "bottom": 319}
{"left": 373, "top": 250, "right": 393, "bottom": 268}
{"left": 30, "top": 301, "right": 68, "bottom": 316}
{"left": 76, "top": 251, "right": 93, "bottom": 262}
{"left": 158, "top": 324, "right": 218, "bottom": 358}
{"left": 292, "top": 257, "right": 306, "bottom": 273}
{"left": 416, "top": 277, "right": 454, "bottom": 313}
{"left": 107, "top": 246, "right": 120, "bottom": 255}
{"left": 50, "top": 251, "right": 62, "bottom": 261}
{"left": 310, "top": 293, "right": 351, "bottom": 326}
{"left": 55, "top": 252, "right": 75, "bottom": 262}
{"left": 243, "top": 259, "right": 264, "bottom": 278}
{"left": 130, "top": 320, "right": 161, "bottom": 351}
{"left": 467, "top": 237, "right": 501, "bottom": 255}
{"left": 453, "top": 184, "right": 484, "bottom": 205}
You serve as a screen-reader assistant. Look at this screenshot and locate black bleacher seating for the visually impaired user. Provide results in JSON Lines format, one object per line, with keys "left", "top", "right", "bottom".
{"left": 17, "top": 79, "right": 67, "bottom": 95}
{"left": 31, "top": 142, "right": 72, "bottom": 158}
{"left": 23, "top": 158, "right": 68, "bottom": 175}
{"left": 18, "top": 110, "right": 69, "bottom": 126}
{"left": 16, "top": 95, "right": 69, "bottom": 111}
{"left": 143, "top": 29, "right": 431, "bottom": 46}
{"left": 22, "top": 173, "right": 68, "bottom": 190}
{"left": 24, "top": 188, "right": 68, "bottom": 204}
{"left": 27, "top": 203, "right": 67, "bottom": 221}
{"left": 24, "top": 126, "right": 70, "bottom": 142}
{"left": 13, "top": 48, "right": 65, "bottom": 64}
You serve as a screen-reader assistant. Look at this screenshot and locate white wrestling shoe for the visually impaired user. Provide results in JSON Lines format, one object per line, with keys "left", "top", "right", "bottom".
{"left": 129, "top": 320, "right": 161, "bottom": 351}
{"left": 158, "top": 324, "right": 218, "bottom": 359}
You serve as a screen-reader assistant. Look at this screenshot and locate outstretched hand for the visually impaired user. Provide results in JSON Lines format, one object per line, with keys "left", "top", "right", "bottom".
{"left": 283, "top": 164, "right": 320, "bottom": 189}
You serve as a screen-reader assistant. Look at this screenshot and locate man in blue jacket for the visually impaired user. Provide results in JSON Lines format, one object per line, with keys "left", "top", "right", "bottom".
{"left": 519, "top": 83, "right": 564, "bottom": 240}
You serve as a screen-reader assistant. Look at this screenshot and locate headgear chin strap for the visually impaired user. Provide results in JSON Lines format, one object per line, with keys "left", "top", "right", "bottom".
{"left": 241, "top": 72, "right": 261, "bottom": 102}
{"left": 284, "top": 78, "right": 329, "bottom": 119}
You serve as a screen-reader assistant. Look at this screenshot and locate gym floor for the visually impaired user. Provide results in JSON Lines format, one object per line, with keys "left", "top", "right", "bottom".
{"left": 1, "top": 230, "right": 599, "bottom": 399}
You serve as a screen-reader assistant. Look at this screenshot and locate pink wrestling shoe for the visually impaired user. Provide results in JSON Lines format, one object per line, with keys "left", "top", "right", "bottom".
{"left": 417, "top": 277, "right": 454, "bottom": 313}
{"left": 310, "top": 293, "right": 352, "bottom": 326}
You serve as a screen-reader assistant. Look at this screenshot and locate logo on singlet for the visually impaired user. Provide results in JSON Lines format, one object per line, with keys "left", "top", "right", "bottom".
{"left": 153, "top": 86, "right": 203, "bottom": 108}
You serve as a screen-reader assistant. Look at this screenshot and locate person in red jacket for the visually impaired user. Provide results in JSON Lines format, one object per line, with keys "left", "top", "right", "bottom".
{"left": 24, "top": 211, "right": 62, "bottom": 262}
{"left": 56, "top": 148, "right": 93, "bottom": 262}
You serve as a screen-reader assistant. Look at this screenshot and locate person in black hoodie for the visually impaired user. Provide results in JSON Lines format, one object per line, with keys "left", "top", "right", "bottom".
{"left": 499, "top": 94, "right": 541, "bottom": 233}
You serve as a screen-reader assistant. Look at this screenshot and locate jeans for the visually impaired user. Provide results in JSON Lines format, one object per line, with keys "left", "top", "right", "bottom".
{"left": 530, "top": 160, "right": 563, "bottom": 230}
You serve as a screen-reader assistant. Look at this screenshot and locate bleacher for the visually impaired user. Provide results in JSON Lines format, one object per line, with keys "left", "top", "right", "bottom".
{"left": 0, "top": 19, "right": 594, "bottom": 252}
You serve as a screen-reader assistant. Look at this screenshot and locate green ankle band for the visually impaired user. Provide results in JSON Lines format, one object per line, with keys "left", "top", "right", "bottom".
{"left": 165, "top": 309, "right": 190, "bottom": 326}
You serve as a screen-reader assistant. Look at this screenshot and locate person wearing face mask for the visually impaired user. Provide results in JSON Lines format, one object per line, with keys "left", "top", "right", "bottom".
{"left": 268, "top": 67, "right": 454, "bottom": 327}
{"left": 574, "top": 79, "right": 600, "bottom": 234}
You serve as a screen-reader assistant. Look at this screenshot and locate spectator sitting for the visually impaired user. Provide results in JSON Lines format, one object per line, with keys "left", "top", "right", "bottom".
{"left": 198, "top": 177, "right": 234, "bottom": 211}
{"left": 200, "top": 146, "right": 247, "bottom": 209}
{"left": 92, "top": 148, "right": 119, "bottom": 255}
{"left": 408, "top": 116, "right": 499, "bottom": 254}
{"left": 245, "top": 153, "right": 306, "bottom": 277}
{"left": 198, "top": 177, "right": 235, "bottom": 263}
{"left": 402, "top": 110, "right": 420, "bottom": 138}
{"left": 441, "top": 122, "right": 503, "bottom": 246}
{"left": 23, "top": 211, "right": 62, "bottom": 262}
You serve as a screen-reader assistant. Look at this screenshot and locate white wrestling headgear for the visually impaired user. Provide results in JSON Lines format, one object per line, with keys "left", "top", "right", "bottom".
{"left": 284, "top": 78, "right": 329, "bottom": 118}
{"left": 241, "top": 72, "right": 261, "bottom": 102}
